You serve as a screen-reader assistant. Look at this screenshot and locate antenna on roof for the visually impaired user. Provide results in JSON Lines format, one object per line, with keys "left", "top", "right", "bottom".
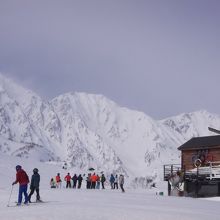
{"left": 208, "top": 127, "right": 220, "bottom": 135}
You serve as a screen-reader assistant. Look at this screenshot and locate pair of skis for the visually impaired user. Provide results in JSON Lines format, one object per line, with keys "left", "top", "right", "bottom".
{"left": 7, "top": 200, "right": 46, "bottom": 207}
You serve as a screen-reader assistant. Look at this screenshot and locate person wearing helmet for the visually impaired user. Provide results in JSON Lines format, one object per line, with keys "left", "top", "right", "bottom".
{"left": 12, "top": 165, "right": 29, "bottom": 205}
{"left": 28, "top": 168, "right": 41, "bottom": 202}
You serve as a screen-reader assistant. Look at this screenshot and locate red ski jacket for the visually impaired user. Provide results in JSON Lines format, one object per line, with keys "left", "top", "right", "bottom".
{"left": 56, "top": 175, "right": 61, "bottom": 182}
{"left": 64, "top": 175, "right": 71, "bottom": 182}
{"left": 15, "top": 169, "right": 29, "bottom": 186}
{"left": 91, "top": 175, "right": 98, "bottom": 182}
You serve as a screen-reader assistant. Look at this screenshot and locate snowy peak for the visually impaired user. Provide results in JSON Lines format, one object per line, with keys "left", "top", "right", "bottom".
{"left": 160, "top": 110, "right": 220, "bottom": 140}
{"left": 0, "top": 73, "right": 41, "bottom": 108}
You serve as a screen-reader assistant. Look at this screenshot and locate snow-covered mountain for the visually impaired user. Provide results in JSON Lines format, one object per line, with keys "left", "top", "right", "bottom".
{"left": 1, "top": 74, "right": 220, "bottom": 181}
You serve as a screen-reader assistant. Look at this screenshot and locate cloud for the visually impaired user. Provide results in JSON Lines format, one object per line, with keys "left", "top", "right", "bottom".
{"left": 0, "top": 0, "right": 219, "bottom": 118}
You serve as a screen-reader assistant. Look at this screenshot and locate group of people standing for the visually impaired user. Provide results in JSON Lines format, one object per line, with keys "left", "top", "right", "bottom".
{"left": 12, "top": 165, "right": 41, "bottom": 205}
{"left": 50, "top": 173, "right": 84, "bottom": 189}
{"left": 85, "top": 173, "right": 106, "bottom": 189}
{"left": 50, "top": 172, "right": 125, "bottom": 192}
{"left": 110, "top": 174, "right": 125, "bottom": 192}
{"left": 12, "top": 165, "right": 126, "bottom": 205}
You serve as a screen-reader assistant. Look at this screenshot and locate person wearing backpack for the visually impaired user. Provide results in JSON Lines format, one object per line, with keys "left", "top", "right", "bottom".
{"left": 109, "top": 174, "right": 115, "bottom": 189}
{"left": 12, "top": 165, "right": 29, "bottom": 205}
{"left": 28, "top": 168, "right": 41, "bottom": 203}
{"left": 100, "top": 173, "right": 106, "bottom": 189}
{"left": 50, "top": 178, "right": 56, "bottom": 188}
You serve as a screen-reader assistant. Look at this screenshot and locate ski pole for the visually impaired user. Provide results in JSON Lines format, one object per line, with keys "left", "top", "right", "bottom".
{"left": 7, "top": 185, "right": 14, "bottom": 207}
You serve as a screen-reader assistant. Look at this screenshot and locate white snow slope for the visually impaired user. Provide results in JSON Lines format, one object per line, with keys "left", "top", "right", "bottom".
{"left": 1, "top": 74, "right": 220, "bottom": 182}
{"left": 0, "top": 154, "right": 220, "bottom": 220}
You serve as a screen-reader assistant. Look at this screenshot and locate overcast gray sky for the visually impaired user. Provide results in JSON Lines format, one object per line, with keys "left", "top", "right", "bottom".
{"left": 0, "top": 0, "right": 219, "bottom": 119}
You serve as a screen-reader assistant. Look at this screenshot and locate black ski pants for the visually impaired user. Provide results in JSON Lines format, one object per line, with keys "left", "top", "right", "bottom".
{"left": 101, "top": 181, "right": 105, "bottom": 189}
{"left": 66, "top": 181, "right": 71, "bottom": 188}
{"left": 78, "top": 181, "right": 82, "bottom": 189}
{"left": 86, "top": 181, "right": 91, "bottom": 189}
{"left": 73, "top": 181, "right": 77, "bottom": 188}
{"left": 91, "top": 182, "right": 96, "bottom": 189}
{"left": 120, "top": 184, "right": 125, "bottom": 193}
{"left": 28, "top": 187, "right": 40, "bottom": 201}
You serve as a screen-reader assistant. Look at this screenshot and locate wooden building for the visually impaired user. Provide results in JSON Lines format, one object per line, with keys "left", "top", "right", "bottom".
{"left": 164, "top": 135, "right": 220, "bottom": 197}
{"left": 179, "top": 135, "right": 220, "bottom": 170}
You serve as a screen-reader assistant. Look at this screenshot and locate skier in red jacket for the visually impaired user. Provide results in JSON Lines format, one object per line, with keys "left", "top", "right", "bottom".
{"left": 64, "top": 173, "right": 72, "bottom": 188}
{"left": 56, "top": 173, "right": 62, "bottom": 188}
{"left": 12, "top": 165, "right": 29, "bottom": 205}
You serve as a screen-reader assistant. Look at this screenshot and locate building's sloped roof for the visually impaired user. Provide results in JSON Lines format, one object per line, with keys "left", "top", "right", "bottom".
{"left": 178, "top": 135, "right": 220, "bottom": 150}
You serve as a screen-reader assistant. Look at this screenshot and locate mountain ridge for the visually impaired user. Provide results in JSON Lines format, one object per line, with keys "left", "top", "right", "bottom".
{"left": 0, "top": 74, "right": 220, "bottom": 180}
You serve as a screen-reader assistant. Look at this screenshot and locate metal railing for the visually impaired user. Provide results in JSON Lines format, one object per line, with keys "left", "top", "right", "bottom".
{"left": 164, "top": 162, "right": 220, "bottom": 182}
{"left": 163, "top": 164, "right": 182, "bottom": 181}
{"left": 185, "top": 161, "right": 220, "bottom": 181}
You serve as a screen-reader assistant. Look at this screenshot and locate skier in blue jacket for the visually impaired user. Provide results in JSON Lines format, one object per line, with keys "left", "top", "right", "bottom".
{"left": 109, "top": 174, "right": 115, "bottom": 189}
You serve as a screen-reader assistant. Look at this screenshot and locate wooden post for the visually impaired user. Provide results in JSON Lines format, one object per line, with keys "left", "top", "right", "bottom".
{"left": 195, "top": 167, "right": 199, "bottom": 197}
{"left": 163, "top": 165, "right": 165, "bottom": 180}
{"left": 218, "top": 182, "right": 220, "bottom": 196}
{"left": 168, "top": 181, "right": 171, "bottom": 196}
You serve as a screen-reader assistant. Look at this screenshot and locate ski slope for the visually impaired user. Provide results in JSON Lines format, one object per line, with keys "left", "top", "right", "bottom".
{"left": 1, "top": 188, "right": 220, "bottom": 220}
{"left": 0, "top": 154, "right": 220, "bottom": 220}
